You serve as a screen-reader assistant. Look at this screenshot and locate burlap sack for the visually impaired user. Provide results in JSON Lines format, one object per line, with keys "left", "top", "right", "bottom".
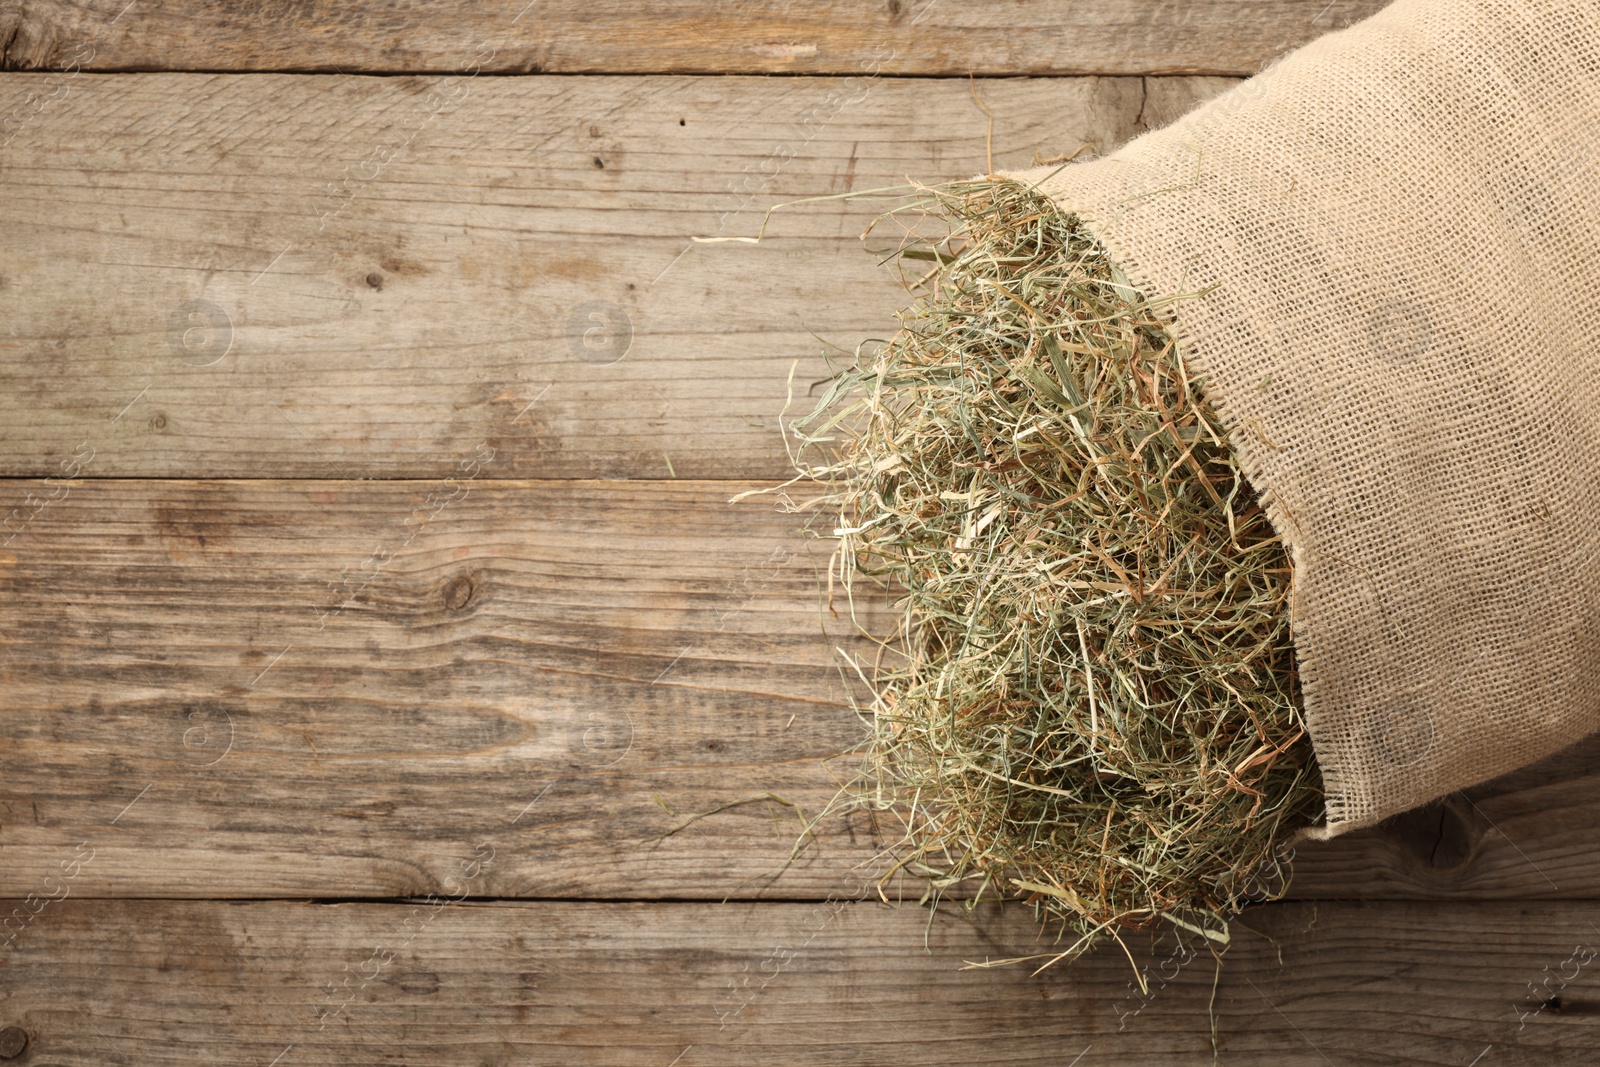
{"left": 1002, "top": 0, "right": 1600, "bottom": 837}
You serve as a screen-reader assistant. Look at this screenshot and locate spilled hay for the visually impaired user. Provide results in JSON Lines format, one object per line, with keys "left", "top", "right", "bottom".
{"left": 794, "top": 178, "right": 1323, "bottom": 963}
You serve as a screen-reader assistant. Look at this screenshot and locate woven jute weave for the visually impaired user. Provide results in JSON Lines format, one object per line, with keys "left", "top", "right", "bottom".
{"left": 1003, "top": 0, "right": 1600, "bottom": 836}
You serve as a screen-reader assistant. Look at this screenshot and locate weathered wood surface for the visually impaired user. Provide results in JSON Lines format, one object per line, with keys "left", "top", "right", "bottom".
{"left": 0, "top": 73, "right": 1237, "bottom": 481}
{"left": 0, "top": 0, "right": 1384, "bottom": 76}
{"left": 3, "top": 476, "right": 1600, "bottom": 902}
{"left": 0, "top": 477, "right": 892, "bottom": 899}
{"left": 0, "top": 898, "right": 1596, "bottom": 1065}
{"left": 3, "top": 5, "right": 1587, "bottom": 1062}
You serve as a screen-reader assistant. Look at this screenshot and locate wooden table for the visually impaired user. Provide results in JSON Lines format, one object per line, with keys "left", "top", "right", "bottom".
{"left": 2, "top": 2, "right": 1595, "bottom": 1063}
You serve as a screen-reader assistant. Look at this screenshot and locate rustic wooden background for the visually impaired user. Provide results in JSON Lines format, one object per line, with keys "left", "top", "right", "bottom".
{"left": 2, "top": 1, "right": 1597, "bottom": 1063}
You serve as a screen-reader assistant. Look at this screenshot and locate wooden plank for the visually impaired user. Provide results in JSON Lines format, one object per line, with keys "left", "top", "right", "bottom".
{"left": 0, "top": 898, "right": 1596, "bottom": 1064}
{"left": 0, "top": 1, "right": 1386, "bottom": 76}
{"left": 4, "top": 475, "right": 1600, "bottom": 901}
{"left": 0, "top": 477, "right": 893, "bottom": 899}
{"left": 0, "top": 73, "right": 1236, "bottom": 480}
{"left": 1296, "top": 734, "right": 1600, "bottom": 901}
{"left": 1141, "top": 75, "right": 1244, "bottom": 130}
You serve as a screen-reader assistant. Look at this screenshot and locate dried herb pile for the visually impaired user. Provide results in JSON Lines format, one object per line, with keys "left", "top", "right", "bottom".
{"left": 792, "top": 178, "right": 1324, "bottom": 964}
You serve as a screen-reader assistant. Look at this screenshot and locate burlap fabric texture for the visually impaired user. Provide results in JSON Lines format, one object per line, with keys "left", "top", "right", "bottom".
{"left": 1002, "top": 0, "right": 1600, "bottom": 836}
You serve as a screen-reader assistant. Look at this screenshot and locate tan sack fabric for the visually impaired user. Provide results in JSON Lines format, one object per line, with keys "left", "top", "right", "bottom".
{"left": 1002, "top": 0, "right": 1600, "bottom": 837}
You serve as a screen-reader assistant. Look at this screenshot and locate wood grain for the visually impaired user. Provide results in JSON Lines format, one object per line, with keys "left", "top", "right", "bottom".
{"left": 0, "top": 477, "right": 892, "bottom": 899}
{"left": 3, "top": 476, "right": 1600, "bottom": 902}
{"left": 0, "top": 0, "right": 1385, "bottom": 76}
{"left": 0, "top": 72, "right": 1236, "bottom": 481}
{"left": 0, "top": 2, "right": 1578, "bottom": 1057}
{"left": 0, "top": 898, "right": 1596, "bottom": 1065}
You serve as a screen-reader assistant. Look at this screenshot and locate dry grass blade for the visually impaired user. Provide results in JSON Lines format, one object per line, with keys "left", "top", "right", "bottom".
{"left": 791, "top": 177, "right": 1323, "bottom": 961}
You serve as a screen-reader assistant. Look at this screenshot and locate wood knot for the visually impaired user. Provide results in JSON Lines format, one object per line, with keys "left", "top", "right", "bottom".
{"left": 442, "top": 575, "right": 474, "bottom": 611}
{"left": 1380, "top": 793, "right": 1484, "bottom": 873}
{"left": 0, "top": 1026, "right": 28, "bottom": 1059}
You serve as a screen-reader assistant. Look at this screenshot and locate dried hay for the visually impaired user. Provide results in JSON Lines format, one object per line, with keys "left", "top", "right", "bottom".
{"left": 788, "top": 176, "right": 1323, "bottom": 967}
